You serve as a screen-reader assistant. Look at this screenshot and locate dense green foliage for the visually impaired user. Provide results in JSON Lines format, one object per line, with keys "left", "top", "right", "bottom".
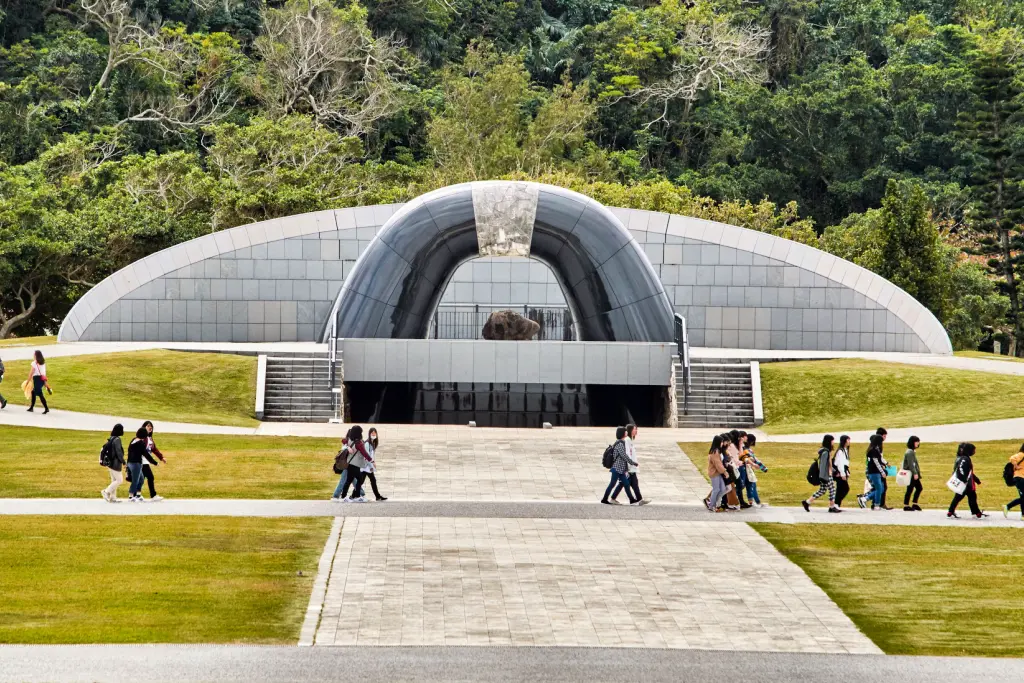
{"left": 0, "top": 0, "right": 1021, "bottom": 348}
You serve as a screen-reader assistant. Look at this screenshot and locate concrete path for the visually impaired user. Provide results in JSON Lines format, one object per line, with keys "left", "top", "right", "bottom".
{"left": 0, "top": 406, "right": 256, "bottom": 435}
{"left": 3, "top": 498, "right": 1021, "bottom": 527}
{"left": 0, "top": 645, "right": 1017, "bottom": 683}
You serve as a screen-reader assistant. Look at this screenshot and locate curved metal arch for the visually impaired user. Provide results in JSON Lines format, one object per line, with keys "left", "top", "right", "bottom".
{"left": 325, "top": 182, "right": 675, "bottom": 342}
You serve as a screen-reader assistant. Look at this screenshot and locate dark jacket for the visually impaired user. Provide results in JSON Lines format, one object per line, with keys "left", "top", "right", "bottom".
{"left": 817, "top": 447, "right": 833, "bottom": 483}
{"left": 902, "top": 449, "right": 920, "bottom": 478}
{"left": 126, "top": 438, "right": 157, "bottom": 465}
{"left": 108, "top": 436, "right": 125, "bottom": 470}
{"left": 953, "top": 455, "right": 980, "bottom": 490}
{"left": 866, "top": 446, "right": 886, "bottom": 476}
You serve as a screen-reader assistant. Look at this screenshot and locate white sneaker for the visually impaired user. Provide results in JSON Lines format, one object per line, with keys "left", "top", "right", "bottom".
{"left": 354, "top": 496, "right": 367, "bottom": 503}
{"left": 101, "top": 490, "right": 110, "bottom": 502}
{"left": 135, "top": 496, "right": 147, "bottom": 503}
{"left": 340, "top": 497, "right": 351, "bottom": 503}
{"left": 151, "top": 495, "right": 164, "bottom": 502}
{"left": 330, "top": 497, "right": 341, "bottom": 503}
{"left": 110, "top": 497, "right": 122, "bottom": 503}
{"left": 128, "top": 496, "right": 139, "bottom": 503}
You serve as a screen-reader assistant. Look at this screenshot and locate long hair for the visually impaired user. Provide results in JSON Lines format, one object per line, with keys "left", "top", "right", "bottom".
{"left": 625, "top": 423, "right": 636, "bottom": 438}
{"left": 960, "top": 442, "right": 976, "bottom": 458}
{"left": 728, "top": 429, "right": 741, "bottom": 446}
{"left": 350, "top": 425, "right": 363, "bottom": 441}
{"left": 868, "top": 434, "right": 883, "bottom": 454}
{"left": 111, "top": 423, "right": 124, "bottom": 437}
{"left": 141, "top": 420, "right": 154, "bottom": 434}
{"left": 839, "top": 435, "right": 850, "bottom": 450}
{"left": 709, "top": 434, "right": 723, "bottom": 455}
{"left": 34, "top": 350, "right": 44, "bottom": 364}
{"left": 821, "top": 434, "right": 835, "bottom": 451}
{"left": 368, "top": 427, "right": 379, "bottom": 449}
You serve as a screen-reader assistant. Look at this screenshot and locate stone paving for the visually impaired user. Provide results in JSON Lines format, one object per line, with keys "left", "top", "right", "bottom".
{"left": 314, "top": 517, "right": 880, "bottom": 653}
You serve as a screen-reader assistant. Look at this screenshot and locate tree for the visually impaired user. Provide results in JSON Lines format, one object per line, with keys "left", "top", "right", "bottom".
{"left": 252, "top": 0, "right": 410, "bottom": 135}
{"left": 957, "top": 38, "right": 1024, "bottom": 352}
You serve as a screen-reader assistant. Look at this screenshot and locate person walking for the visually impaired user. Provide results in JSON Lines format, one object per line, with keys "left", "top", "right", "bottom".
{"left": 126, "top": 427, "right": 156, "bottom": 502}
{"left": 340, "top": 425, "right": 373, "bottom": 503}
{"left": 26, "top": 350, "right": 51, "bottom": 414}
{"left": 100, "top": 424, "right": 125, "bottom": 502}
{"left": 706, "top": 434, "right": 729, "bottom": 512}
{"left": 948, "top": 442, "right": 986, "bottom": 519}
{"left": 0, "top": 355, "right": 7, "bottom": 409}
{"left": 803, "top": 434, "right": 840, "bottom": 513}
{"left": 611, "top": 424, "right": 646, "bottom": 504}
{"left": 331, "top": 429, "right": 366, "bottom": 501}
{"left": 140, "top": 421, "right": 167, "bottom": 501}
{"left": 740, "top": 434, "right": 767, "bottom": 507}
{"left": 833, "top": 435, "right": 851, "bottom": 508}
{"left": 902, "top": 436, "right": 923, "bottom": 511}
{"left": 602, "top": 427, "right": 642, "bottom": 505}
{"left": 362, "top": 427, "right": 387, "bottom": 501}
{"left": 859, "top": 434, "right": 888, "bottom": 510}
{"left": 1003, "top": 445, "right": 1024, "bottom": 519}
{"left": 876, "top": 427, "right": 891, "bottom": 508}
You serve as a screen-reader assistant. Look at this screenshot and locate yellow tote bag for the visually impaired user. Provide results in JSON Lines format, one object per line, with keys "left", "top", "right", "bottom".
{"left": 21, "top": 379, "right": 31, "bottom": 399}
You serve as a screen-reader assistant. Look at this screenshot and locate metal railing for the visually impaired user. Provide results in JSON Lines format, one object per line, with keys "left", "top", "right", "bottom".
{"left": 327, "top": 317, "right": 339, "bottom": 421}
{"left": 430, "top": 305, "right": 576, "bottom": 341}
{"left": 674, "top": 313, "right": 691, "bottom": 415}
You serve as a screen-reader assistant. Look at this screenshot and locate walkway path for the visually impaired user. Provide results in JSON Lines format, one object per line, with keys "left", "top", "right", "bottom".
{"left": 0, "top": 645, "right": 1018, "bottom": 683}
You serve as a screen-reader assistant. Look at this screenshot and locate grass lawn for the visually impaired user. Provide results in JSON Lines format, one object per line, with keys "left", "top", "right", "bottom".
{"left": 0, "top": 425, "right": 342, "bottom": 499}
{"left": 752, "top": 524, "right": 1024, "bottom": 657}
{"left": 760, "top": 359, "right": 1024, "bottom": 434}
{"left": 956, "top": 350, "right": 1024, "bottom": 363}
{"left": 0, "top": 516, "right": 330, "bottom": 644}
{"left": 0, "top": 335, "right": 56, "bottom": 348}
{"left": 0, "top": 349, "right": 257, "bottom": 427}
{"left": 678, "top": 440, "right": 1023, "bottom": 510}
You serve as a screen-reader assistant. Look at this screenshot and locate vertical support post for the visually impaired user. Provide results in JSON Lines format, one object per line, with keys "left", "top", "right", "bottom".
{"left": 750, "top": 361, "right": 764, "bottom": 426}
{"left": 255, "top": 354, "right": 267, "bottom": 420}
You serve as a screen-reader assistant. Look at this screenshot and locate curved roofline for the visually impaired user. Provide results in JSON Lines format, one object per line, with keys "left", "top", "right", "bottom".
{"left": 58, "top": 189, "right": 953, "bottom": 355}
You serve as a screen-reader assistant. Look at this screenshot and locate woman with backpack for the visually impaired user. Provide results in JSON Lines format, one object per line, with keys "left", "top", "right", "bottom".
{"left": 26, "top": 350, "right": 51, "bottom": 414}
{"left": 126, "top": 427, "right": 157, "bottom": 503}
{"left": 602, "top": 426, "right": 640, "bottom": 505}
{"left": 902, "top": 436, "right": 923, "bottom": 511}
{"left": 948, "top": 442, "right": 986, "bottom": 519}
{"left": 339, "top": 425, "right": 373, "bottom": 503}
{"left": 1003, "top": 445, "right": 1024, "bottom": 519}
{"left": 858, "top": 434, "right": 888, "bottom": 510}
{"left": 140, "top": 421, "right": 167, "bottom": 502}
{"left": 803, "top": 434, "right": 840, "bottom": 513}
{"left": 100, "top": 424, "right": 125, "bottom": 503}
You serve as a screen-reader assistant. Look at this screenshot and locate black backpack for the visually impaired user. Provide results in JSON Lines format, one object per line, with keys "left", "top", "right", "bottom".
{"left": 99, "top": 438, "right": 114, "bottom": 468}
{"left": 602, "top": 444, "right": 615, "bottom": 469}
{"left": 806, "top": 459, "right": 820, "bottom": 486}
{"left": 332, "top": 449, "right": 348, "bottom": 475}
{"left": 1004, "top": 461, "right": 1016, "bottom": 487}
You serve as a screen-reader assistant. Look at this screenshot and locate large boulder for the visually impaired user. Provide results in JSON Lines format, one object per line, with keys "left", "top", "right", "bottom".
{"left": 482, "top": 310, "right": 540, "bottom": 341}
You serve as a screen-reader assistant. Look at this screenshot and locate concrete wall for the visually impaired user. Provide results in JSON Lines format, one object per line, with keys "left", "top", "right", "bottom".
{"left": 340, "top": 340, "right": 675, "bottom": 385}
{"left": 59, "top": 201, "right": 953, "bottom": 354}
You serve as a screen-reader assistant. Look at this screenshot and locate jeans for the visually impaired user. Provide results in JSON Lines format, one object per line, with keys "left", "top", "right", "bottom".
{"left": 103, "top": 468, "right": 123, "bottom": 500}
{"left": 603, "top": 470, "right": 636, "bottom": 503}
{"left": 904, "top": 478, "right": 923, "bottom": 505}
{"left": 949, "top": 486, "right": 981, "bottom": 516}
{"left": 611, "top": 472, "right": 642, "bottom": 501}
{"left": 709, "top": 475, "right": 727, "bottom": 509}
{"left": 332, "top": 469, "right": 364, "bottom": 499}
{"left": 1007, "top": 477, "right": 1024, "bottom": 510}
{"left": 867, "top": 473, "right": 885, "bottom": 507}
{"left": 127, "top": 462, "right": 143, "bottom": 497}
{"left": 745, "top": 481, "right": 760, "bottom": 505}
{"left": 30, "top": 376, "right": 47, "bottom": 411}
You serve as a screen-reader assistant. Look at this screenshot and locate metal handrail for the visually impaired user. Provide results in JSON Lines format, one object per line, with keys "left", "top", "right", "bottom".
{"left": 327, "top": 317, "right": 338, "bottom": 417}
{"left": 674, "top": 313, "right": 692, "bottom": 415}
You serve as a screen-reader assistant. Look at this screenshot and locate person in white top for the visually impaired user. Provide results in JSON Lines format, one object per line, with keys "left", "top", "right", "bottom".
{"left": 26, "top": 350, "right": 50, "bottom": 414}
{"left": 610, "top": 424, "right": 649, "bottom": 505}
{"left": 832, "top": 434, "right": 852, "bottom": 508}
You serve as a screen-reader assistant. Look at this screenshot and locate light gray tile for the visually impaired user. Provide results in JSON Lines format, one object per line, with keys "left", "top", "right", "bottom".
{"left": 407, "top": 341, "right": 430, "bottom": 382}
{"left": 584, "top": 344, "right": 608, "bottom": 384}
{"left": 472, "top": 341, "right": 496, "bottom": 383}
{"left": 494, "top": 342, "right": 518, "bottom": 383}
{"left": 626, "top": 345, "right": 650, "bottom": 384}
{"left": 517, "top": 343, "right": 540, "bottom": 383}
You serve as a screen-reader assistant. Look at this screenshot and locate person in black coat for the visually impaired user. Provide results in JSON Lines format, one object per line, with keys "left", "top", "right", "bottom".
{"left": 948, "top": 442, "right": 986, "bottom": 519}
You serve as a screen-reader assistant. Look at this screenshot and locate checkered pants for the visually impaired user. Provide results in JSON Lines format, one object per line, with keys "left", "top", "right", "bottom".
{"left": 810, "top": 479, "right": 836, "bottom": 501}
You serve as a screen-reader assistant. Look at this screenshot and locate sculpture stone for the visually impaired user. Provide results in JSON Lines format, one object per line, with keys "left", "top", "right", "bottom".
{"left": 482, "top": 310, "right": 540, "bottom": 341}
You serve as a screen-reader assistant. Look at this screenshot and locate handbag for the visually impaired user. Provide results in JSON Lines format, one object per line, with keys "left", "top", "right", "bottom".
{"left": 895, "top": 469, "right": 912, "bottom": 487}
{"left": 946, "top": 474, "right": 966, "bottom": 495}
{"left": 885, "top": 465, "right": 898, "bottom": 477}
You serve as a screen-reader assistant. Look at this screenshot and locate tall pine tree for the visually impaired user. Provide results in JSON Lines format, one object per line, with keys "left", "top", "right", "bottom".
{"left": 958, "top": 42, "right": 1024, "bottom": 353}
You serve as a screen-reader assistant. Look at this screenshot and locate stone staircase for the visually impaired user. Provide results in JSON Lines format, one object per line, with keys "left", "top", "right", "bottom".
{"left": 262, "top": 355, "right": 342, "bottom": 422}
{"left": 676, "top": 359, "right": 757, "bottom": 428}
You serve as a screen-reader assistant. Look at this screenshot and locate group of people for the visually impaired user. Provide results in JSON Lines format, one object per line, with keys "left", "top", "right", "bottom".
{"left": 99, "top": 421, "right": 167, "bottom": 503}
{"left": 705, "top": 430, "right": 767, "bottom": 511}
{"left": 0, "top": 350, "right": 53, "bottom": 413}
{"left": 601, "top": 423, "right": 651, "bottom": 505}
{"left": 330, "top": 425, "right": 387, "bottom": 503}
